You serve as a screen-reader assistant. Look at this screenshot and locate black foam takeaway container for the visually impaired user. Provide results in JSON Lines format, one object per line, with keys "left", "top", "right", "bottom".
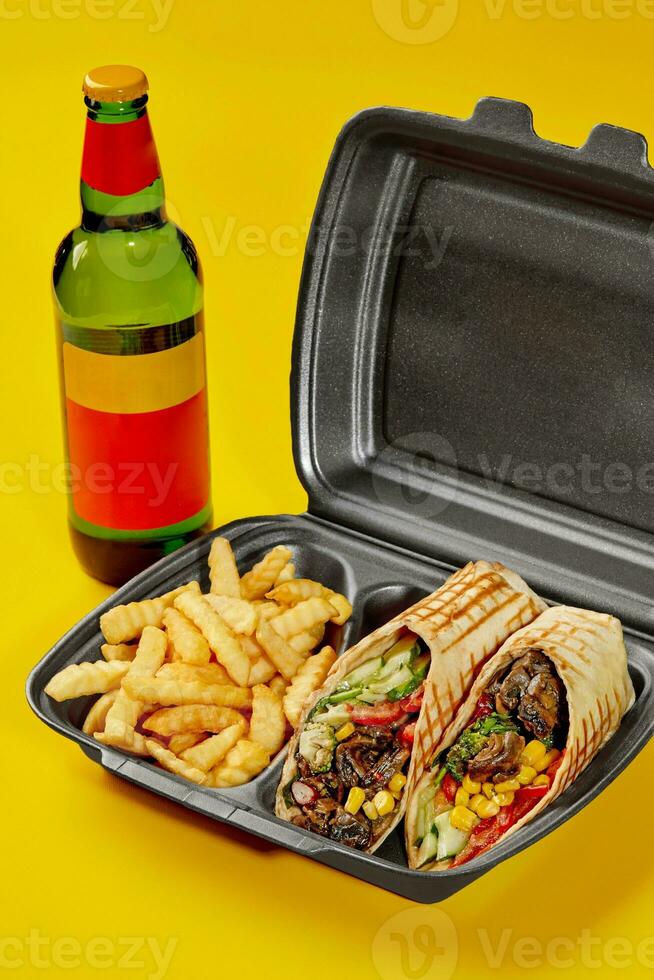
{"left": 27, "top": 99, "right": 654, "bottom": 902}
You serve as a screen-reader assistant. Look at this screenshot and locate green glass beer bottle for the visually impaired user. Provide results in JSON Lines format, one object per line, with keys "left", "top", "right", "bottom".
{"left": 53, "top": 65, "right": 212, "bottom": 585}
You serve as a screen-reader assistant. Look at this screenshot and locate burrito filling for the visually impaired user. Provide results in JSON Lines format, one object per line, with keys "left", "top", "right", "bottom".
{"left": 283, "top": 633, "right": 429, "bottom": 850}
{"left": 414, "top": 648, "right": 568, "bottom": 868}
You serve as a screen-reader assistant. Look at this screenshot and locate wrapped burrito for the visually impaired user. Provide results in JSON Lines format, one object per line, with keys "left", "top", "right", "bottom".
{"left": 405, "top": 605, "right": 635, "bottom": 870}
{"left": 275, "top": 560, "right": 546, "bottom": 853}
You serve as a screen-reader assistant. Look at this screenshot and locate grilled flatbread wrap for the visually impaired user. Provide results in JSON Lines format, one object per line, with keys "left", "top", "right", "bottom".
{"left": 275, "top": 560, "right": 546, "bottom": 853}
{"left": 406, "top": 605, "right": 635, "bottom": 870}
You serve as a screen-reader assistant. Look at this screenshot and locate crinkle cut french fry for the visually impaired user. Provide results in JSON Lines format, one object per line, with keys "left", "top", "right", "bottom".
{"left": 250, "top": 684, "right": 286, "bottom": 754}
{"left": 255, "top": 601, "right": 281, "bottom": 623}
{"left": 203, "top": 593, "right": 257, "bottom": 636}
{"left": 206, "top": 740, "right": 270, "bottom": 788}
{"left": 145, "top": 739, "right": 207, "bottom": 785}
{"left": 82, "top": 690, "right": 119, "bottom": 735}
{"left": 274, "top": 562, "right": 295, "bottom": 585}
{"left": 256, "top": 619, "right": 306, "bottom": 681}
{"left": 174, "top": 591, "right": 250, "bottom": 686}
{"left": 156, "top": 661, "right": 231, "bottom": 685}
{"left": 100, "top": 643, "right": 136, "bottom": 662}
{"left": 240, "top": 635, "right": 278, "bottom": 684}
{"left": 288, "top": 630, "right": 321, "bottom": 654}
{"left": 240, "top": 634, "right": 265, "bottom": 659}
{"left": 103, "top": 626, "right": 167, "bottom": 743}
{"left": 45, "top": 660, "right": 130, "bottom": 702}
{"left": 247, "top": 653, "right": 277, "bottom": 686}
{"left": 268, "top": 675, "right": 288, "bottom": 699}
{"left": 168, "top": 733, "right": 206, "bottom": 755}
{"left": 94, "top": 729, "right": 149, "bottom": 756}
{"left": 208, "top": 536, "right": 241, "bottom": 598}
{"left": 271, "top": 597, "right": 336, "bottom": 641}
{"left": 239, "top": 546, "right": 292, "bottom": 601}
{"left": 326, "top": 593, "right": 353, "bottom": 627}
{"left": 179, "top": 721, "right": 247, "bottom": 772}
{"left": 99, "top": 581, "right": 200, "bottom": 644}
{"left": 143, "top": 704, "right": 246, "bottom": 736}
{"left": 123, "top": 674, "right": 252, "bottom": 708}
{"left": 266, "top": 580, "right": 352, "bottom": 626}
{"left": 283, "top": 646, "right": 338, "bottom": 728}
{"left": 266, "top": 579, "right": 323, "bottom": 603}
{"left": 102, "top": 690, "right": 141, "bottom": 743}
{"left": 129, "top": 626, "right": 168, "bottom": 677}
{"left": 162, "top": 607, "right": 211, "bottom": 665}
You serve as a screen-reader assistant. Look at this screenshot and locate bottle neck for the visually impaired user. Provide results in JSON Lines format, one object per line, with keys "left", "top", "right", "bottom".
{"left": 80, "top": 95, "right": 166, "bottom": 231}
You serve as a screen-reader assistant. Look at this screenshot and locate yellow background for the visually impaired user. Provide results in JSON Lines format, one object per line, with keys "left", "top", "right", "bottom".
{"left": 2, "top": 2, "right": 653, "bottom": 978}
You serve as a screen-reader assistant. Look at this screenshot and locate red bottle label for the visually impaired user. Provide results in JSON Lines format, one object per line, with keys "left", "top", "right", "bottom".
{"left": 61, "top": 325, "right": 211, "bottom": 533}
{"left": 81, "top": 114, "right": 161, "bottom": 196}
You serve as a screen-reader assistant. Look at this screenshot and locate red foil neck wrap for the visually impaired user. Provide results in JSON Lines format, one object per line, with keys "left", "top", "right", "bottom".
{"left": 81, "top": 113, "right": 161, "bottom": 196}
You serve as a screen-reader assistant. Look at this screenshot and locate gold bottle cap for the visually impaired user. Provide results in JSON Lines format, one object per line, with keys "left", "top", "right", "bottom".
{"left": 83, "top": 65, "right": 149, "bottom": 103}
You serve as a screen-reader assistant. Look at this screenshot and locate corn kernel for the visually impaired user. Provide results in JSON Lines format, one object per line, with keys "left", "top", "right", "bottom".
{"left": 373, "top": 790, "right": 395, "bottom": 817}
{"left": 455, "top": 787, "right": 470, "bottom": 807}
{"left": 388, "top": 772, "right": 407, "bottom": 794}
{"left": 335, "top": 722, "right": 355, "bottom": 742}
{"left": 521, "top": 740, "right": 547, "bottom": 767}
{"left": 449, "top": 806, "right": 479, "bottom": 833}
{"left": 462, "top": 774, "right": 481, "bottom": 795}
{"left": 494, "top": 778, "right": 520, "bottom": 793}
{"left": 533, "top": 774, "right": 550, "bottom": 788}
{"left": 344, "top": 787, "right": 365, "bottom": 815}
{"left": 476, "top": 798, "right": 500, "bottom": 819}
{"left": 534, "top": 749, "right": 560, "bottom": 773}
{"left": 468, "top": 793, "right": 486, "bottom": 815}
{"left": 517, "top": 765, "right": 537, "bottom": 786}
{"left": 363, "top": 800, "right": 379, "bottom": 822}
{"left": 493, "top": 791, "right": 515, "bottom": 807}
{"left": 482, "top": 782, "right": 495, "bottom": 799}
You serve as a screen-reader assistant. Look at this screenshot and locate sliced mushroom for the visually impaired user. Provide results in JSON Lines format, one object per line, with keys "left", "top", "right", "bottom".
{"left": 468, "top": 731, "right": 526, "bottom": 781}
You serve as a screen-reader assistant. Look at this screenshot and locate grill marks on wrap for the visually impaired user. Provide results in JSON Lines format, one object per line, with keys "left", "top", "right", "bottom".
{"left": 414, "top": 583, "right": 541, "bottom": 773}
{"left": 400, "top": 568, "right": 507, "bottom": 636}
{"left": 430, "top": 581, "right": 531, "bottom": 652}
{"left": 566, "top": 689, "right": 619, "bottom": 785}
{"left": 404, "top": 573, "right": 520, "bottom": 772}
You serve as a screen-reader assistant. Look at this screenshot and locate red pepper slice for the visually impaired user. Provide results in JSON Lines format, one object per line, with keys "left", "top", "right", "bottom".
{"left": 471, "top": 693, "right": 495, "bottom": 722}
{"left": 516, "top": 783, "right": 549, "bottom": 801}
{"left": 442, "top": 773, "right": 458, "bottom": 804}
{"left": 495, "top": 803, "right": 518, "bottom": 832}
{"left": 397, "top": 685, "right": 424, "bottom": 714}
{"left": 350, "top": 701, "right": 405, "bottom": 727}
{"left": 511, "top": 794, "right": 539, "bottom": 827}
{"left": 452, "top": 791, "right": 544, "bottom": 868}
{"left": 398, "top": 721, "right": 416, "bottom": 747}
{"left": 451, "top": 815, "right": 502, "bottom": 866}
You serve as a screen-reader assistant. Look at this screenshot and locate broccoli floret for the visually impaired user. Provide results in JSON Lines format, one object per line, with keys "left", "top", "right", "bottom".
{"left": 445, "top": 731, "right": 488, "bottom": 781}
{"left": 444, "top": 712, "right": 518, "bottom": 781}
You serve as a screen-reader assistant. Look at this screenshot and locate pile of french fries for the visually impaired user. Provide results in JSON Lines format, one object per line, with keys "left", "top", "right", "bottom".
{"left": 45, "top": 539, "right": 352, "bottom": 788}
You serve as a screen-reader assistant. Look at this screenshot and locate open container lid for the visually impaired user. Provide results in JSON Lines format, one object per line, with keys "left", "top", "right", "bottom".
{"left": 292, "top": 98, "right": 654, "bottom": 633}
